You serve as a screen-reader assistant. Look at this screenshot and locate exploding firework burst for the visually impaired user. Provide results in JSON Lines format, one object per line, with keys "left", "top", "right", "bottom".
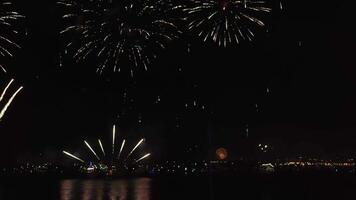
{"left": 0, "top": 2, "right": 25, "bottom": 72}
{"left": 58, "top": 0, "right": 181, "bottom": 77}
{"left": 62, "top": 125, "right": 151, "bottom": 175}
{"left": 178, "top": 0, "right": 273, "bottom": 47}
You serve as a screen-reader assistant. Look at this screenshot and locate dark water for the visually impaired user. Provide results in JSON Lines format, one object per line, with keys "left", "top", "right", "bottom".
{"left": 1, "top": 174, "right": 356, "bottom": 200}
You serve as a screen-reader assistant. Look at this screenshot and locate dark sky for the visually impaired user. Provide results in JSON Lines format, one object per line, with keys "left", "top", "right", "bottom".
{"left": 0, "top": 0, "right": 356, "bottom": 165}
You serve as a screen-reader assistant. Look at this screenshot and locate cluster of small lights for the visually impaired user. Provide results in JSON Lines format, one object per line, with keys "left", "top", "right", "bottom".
{"left": 155, "top": 95, "right": 161, "bottom": 104}
{"left": 149, "top": 160, "right": 210, "bottom": 175}
{"left": 275, "top": 158, "right": 356, "bottom": 173}
{"left": 1, "top": 162, "right": 61, "bottom": 175}
{"left": 184, "top": 100, "right": 207, "bottom": 111}
{"left": 258, "top": 143, "right": 269, "bottom": 153}
{"left": 255, "top": 103, "right": 259, "bottom": 112}
{"left": 4, "top": 157, "right": 356, "bottom": 176}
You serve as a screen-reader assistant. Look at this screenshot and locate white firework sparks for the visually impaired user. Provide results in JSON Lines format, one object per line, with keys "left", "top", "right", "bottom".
{"left": 0, "top": 78, "right": 14, "bottom": 102}
{"left": 58, "top": 0, "right": 180, "bottom": 76}
{"left": 0, "top": 2, "right": 25, "bottom": 70}
{"left": 0, "top": 79, "right": 23, "bottom": 121}
{"left": 63, "top": 125, "right": 150, "bottom": 172}
{"left": 179, "top": 0, "right": 272, "bottom": 47}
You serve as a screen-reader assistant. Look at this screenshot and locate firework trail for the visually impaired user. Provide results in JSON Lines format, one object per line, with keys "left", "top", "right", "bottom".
{"left": 118, "top": 139, "right": 126, "bottom": 160}
{"left": 98, "top": 139, "right": 106, "bottom": 156}
{"left": 112, "top": 125, "right": 116, "bottom": 156}
{"left": 63, "top": 151, "right": 85, "bottom": 163}
{"left": 84, "top": 140, "right": 100, "bottom": 160}
{"left": 0, "top": 2, "right": 25, "bottom": 70}
{"left": 0, "top": 78, "right": 14, "bottom": 102}
{"left": 0, "top": 82, "right": 23, "bottom": 121}
{"left": 135, "top": 153, "right": 151, "bottom": 163}
{"left": 58, "top": 0, "right": 181, "bottom": 76}
{"left": 0, "top": 64, "right": 6, "bottom": 73}
{"left": 177, "top": 0, "right": 272, "bottom": 47}
{"left": 126, "top": 138, "right": 144, "bottom": 159}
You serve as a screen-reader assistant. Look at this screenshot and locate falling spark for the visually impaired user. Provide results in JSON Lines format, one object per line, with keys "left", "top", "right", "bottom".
{"left": 0, "top": 79, "right": 14, "bottom": 102}
{"left": 135, "top": 153, "right": 151, "bottom": 163}
{"left": 0, "top": 64, "right": 6, "bottom": 73}
{"left": 118, "top": 139, "right": 126, "bottom": 160}
{"left": 98, "top": 139, "right": 105, "bottom": 156}
{"left": 245, "top": 124, "right": 249, "bottom": 138}
{"left": 84, "top": 140, "right": 100, "bottom": 160}
{"left": 0, "top": 86, "right": 23, "bottom": 121}
{"left": 59, "top": 53, "right": 63, "bottom": 68}
{"left": 63, "top": 151, "right": 85, "bottom": 163}
{"left": 127, "top": 138, "right": 144, "bottom": 159}
{"left": 112, "top": 125, "right": 116, "bottom": 156}
{"left": 156, "top": 96, "right": 161, "bottom": 103}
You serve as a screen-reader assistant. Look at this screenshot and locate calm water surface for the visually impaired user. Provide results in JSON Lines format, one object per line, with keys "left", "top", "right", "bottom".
{"left": 60, "top": 178, "right": 151, "bottom": 200}
{"left": 1, "top": 175, "right": 356, "bottom": 200}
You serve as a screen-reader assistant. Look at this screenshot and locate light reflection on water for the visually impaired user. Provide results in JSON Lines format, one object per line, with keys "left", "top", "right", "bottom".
{"left": 60, "top": 178, "right": 151, "bottom": 200}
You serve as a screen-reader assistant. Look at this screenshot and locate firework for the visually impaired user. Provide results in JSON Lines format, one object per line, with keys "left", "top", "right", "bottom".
{"left": 135, "top": 153, "right": 151, "bottom": 163}
{"left": 0, "top": 64, "right": 6, "bottom": 73}
{"left": 98, "top": 139, "right": 106, "bottom": 156}
{"left": 0, "top": 78, "right": 14, "bottom": 102}
{"left": 126, "top": 138, "right": 144, "bottom": 159}
{"left": 63, "top": 150, "right": 85, "bottom": 163}
{"left": 58, "top": 0, "right": 180, "bottom": 76}
{"left": 62, "top": 125, "right": 150, "bottom": 174}
{"left": 118, "top": 139, "right": 126, "bottom": 160}
{"left": 84, "top": 140, "right": 100, "bottom": 160}
{"left": 0, "top": 79, "right": 23, "bottom": 121}
{"left": 0, "top": 2, "right": 25, "bottom": 70}
{"left": 112, "top": 125, "right": 116, "bottom": 155}
{"left": 178, "top": 0, "right": 272, "bottom": 47}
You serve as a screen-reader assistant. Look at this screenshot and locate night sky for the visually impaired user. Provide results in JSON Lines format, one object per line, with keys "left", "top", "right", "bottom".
{"left": 0, "top": 0, "right": 356, "bottom": 165}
